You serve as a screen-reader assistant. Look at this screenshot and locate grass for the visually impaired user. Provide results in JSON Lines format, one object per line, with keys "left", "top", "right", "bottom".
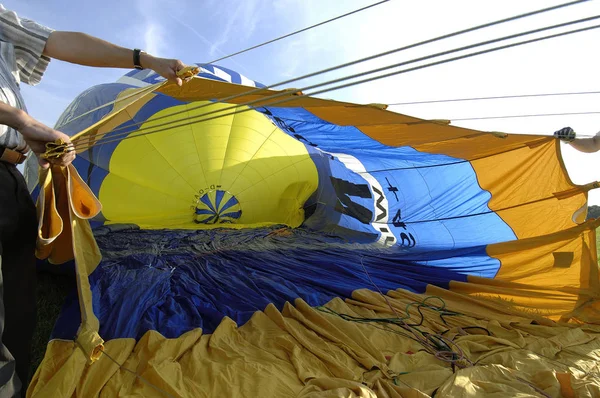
{"left": 30, "top": 271, "right": 74, "bottom": 380}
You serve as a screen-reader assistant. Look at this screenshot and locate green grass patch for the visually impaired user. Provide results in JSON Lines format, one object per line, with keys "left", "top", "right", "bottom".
{"left": 30, "top": 271, "right": 74, "bottom": 380}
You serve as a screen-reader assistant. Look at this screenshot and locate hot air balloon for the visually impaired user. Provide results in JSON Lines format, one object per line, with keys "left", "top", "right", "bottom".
{"left": 25, "top": 64, "right": 600, "bottom": 397}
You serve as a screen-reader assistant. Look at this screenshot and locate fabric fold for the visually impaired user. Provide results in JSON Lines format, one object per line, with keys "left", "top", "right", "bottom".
{"left": 34, "top": 164, "right": 104, "bottom": 363}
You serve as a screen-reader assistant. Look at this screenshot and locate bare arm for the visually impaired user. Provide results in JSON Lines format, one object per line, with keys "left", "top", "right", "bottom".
{"left": 0, "top": 101, "right": 27, "bottom": 131}
{"left": 0, "top": 102, "right": 74, "bottom": 168}
{"left": 569, "top": 131, "right": 600, "bottom": 153}
{"left": 43, "top": 31, "right": 188, "bottom": 86}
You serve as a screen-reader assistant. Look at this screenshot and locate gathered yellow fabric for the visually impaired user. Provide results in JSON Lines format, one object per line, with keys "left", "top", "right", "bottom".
{"left": 28, "top": 290, "right": 600, "bottom": 397}
{"left": 35, "top": 164, "right": 104, "bottom": 363}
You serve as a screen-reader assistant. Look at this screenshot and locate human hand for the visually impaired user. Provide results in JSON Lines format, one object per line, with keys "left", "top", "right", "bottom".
{"left": 553, "top": 126, "right": 576, "bottom": 143}
{"left": 142, "top": 54, "right": 191, "bottom": 87}
{"left": 16, "top": 112, "right": 75, "bottom": 168}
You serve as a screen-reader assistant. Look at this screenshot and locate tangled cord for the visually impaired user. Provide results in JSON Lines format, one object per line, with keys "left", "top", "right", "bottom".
{"left": 352, "top": 257, "right": 475, "bottom": 369}
{"left": 316, "top": 295, "right": 474, "bottom": 369}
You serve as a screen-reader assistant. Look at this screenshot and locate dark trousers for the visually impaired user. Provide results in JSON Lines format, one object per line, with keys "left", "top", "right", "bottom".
{"left": 0, "top": 161, "right": 37, "bottom": 397}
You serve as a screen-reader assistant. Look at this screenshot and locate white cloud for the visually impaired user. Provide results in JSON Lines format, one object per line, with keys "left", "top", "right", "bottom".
{"left": 165, "top": 12, "right": 250, "bottom": 73}
{"left": 208, "top": 0, "right": 266, "bottom": 58}
{"left": 134, "top": 0, "right": 169, "bottom": 57}
{"left": 143, "top": 22, "right": 167, "bottom": 57}
{"left": 167, "top": 13, "right": 216, "bottom": 52}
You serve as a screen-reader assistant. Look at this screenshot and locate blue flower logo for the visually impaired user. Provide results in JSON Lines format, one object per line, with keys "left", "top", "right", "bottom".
{"left": 194, "top": 190, "right": 242, "bottom": 224}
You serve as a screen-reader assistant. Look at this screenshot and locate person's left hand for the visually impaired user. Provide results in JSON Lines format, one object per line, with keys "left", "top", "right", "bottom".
{"left": 16, "top": 111, "right": 76, "bottom": 168}
{"left": 142, "top": 54, "right": 190, "bottom": 86}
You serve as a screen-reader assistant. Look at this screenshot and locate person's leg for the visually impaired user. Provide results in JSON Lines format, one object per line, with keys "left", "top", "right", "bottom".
{"left": 0, "top": 256, "right": 21, "bottom": 398}
{"left": 0, "top": 162, "right": 37, "bottom": 397}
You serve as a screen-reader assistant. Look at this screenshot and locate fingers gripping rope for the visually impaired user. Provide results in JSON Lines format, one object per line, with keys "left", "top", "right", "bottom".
{"left": 41, "top": 138, "right": 75, "bottom": 160}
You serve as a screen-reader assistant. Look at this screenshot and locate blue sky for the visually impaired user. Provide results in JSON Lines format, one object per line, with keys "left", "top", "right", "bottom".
{"left": 5, "top": 0, "right": 600, "bottom": 204}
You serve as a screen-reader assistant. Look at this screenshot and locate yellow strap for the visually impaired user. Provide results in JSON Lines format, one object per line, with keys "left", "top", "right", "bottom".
{"left": 36, "top": 164, "right": 104, "bottom": 363}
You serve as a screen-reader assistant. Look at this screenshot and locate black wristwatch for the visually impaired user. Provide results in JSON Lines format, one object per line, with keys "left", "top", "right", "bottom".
{"left": 133, "top": 48, "right": 145, "bottom": 70}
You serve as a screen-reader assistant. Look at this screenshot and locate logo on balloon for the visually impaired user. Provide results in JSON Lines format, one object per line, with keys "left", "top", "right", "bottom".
{"left": 194, "top": 190, "right": 242, "bottom": 224}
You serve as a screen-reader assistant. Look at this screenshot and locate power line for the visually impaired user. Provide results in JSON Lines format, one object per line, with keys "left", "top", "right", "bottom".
{"left": 61, "top": 0, "right": 589, "bottom": 132}
{"left": 449, "top": 111, "right": 600, "bottom": 122}
{"left": 74, "top": 22, "right": 600, "bottom": 152}
{"left": 217, "top": 0, "right": 590, "bottom": 95}
{"left": 58, "top": 1, "right": 391, "bottom": 131}
{"left": 72, "top": 15, "right": 600, "bottom": 151}
{"left": 76, "top": 25, "right": 600, "bottom": 149}
{"left": 205, "top": 0, "right": 391, "bottom": 65}
{"left": 389, "top": 90, "right": 600, "bottom": 106}
{"left": 290, "top": 20, "right": 600, "bottom": 105}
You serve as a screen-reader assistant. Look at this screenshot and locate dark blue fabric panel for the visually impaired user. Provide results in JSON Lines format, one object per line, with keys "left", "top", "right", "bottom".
{"left": 51, "top": 227, "right": 486, "bottom": 341}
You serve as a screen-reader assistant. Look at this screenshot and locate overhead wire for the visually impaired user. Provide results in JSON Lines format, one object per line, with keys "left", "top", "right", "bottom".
{"left": 57, "top": 0, "right": 392, "bottom": 130}
{"left": 73, "top": 17, "right": 600, "bottom": 152}
{"left": 449, "top": 111, "right": 600, "bottom": 122}
{"left": 201, "top": 0, "right": 590, "bottom": 91}
{"left": 204, "top": 0, "right": 391, "bottom": 65}
{"left": 388, "top": 90, "right": 600, "bottom": 106}
{"left": 72, "top": 13, "right": 600, "bottom": 150}
{"left": 66, "top": 0, "right": 590, "bottom": 139}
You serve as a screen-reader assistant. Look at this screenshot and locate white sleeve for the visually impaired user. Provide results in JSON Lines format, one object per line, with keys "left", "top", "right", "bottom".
{"left": 0, "top": 4, "right": 54, "bottom": 85}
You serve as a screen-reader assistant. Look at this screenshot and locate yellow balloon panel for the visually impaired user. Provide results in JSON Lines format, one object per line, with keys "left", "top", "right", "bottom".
{"left": 236, "top": 157, "right": 318, "bottom": 226}
{"left": 99, "top": 102, "right": 319, "bottom": 229}
{"left": 99, "top": 173, "right": 193, "bottom": 225}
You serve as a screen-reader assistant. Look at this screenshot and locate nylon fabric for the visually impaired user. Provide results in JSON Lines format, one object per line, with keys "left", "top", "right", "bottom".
{"left": 23, "top": 63, "right": 600, "bottom": 397}
{"left": 34, "top": 164, "right": 104, "bottom": 362}
{"left": 29, "top": 290, "right": 600, "bottom": 397}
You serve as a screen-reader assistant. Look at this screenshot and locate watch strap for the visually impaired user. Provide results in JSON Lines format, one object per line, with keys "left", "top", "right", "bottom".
{"left": 133, "top": 48, "right": 144, "bottom": 70}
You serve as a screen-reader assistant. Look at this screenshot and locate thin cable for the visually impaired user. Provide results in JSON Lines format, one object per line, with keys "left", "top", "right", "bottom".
{"left": 359, "top": 257, "right": 403, "bottom": 319}
{"left": 56, "top": 1, "right": 391, "bottom": 130}
{"left": 75, "top": 3, "right": 596, "bottom": 148}
{"left": 299, "top": 23, "right": 600, "bottom": 105}
{"left": 357, "top": 258, "right": 472, "bottom": 367}
{"left": 56, "top": 82, "right": 166, "bottom": 131}
{"left": 389, "top": 90, "right": 600, "bottom": 106}
{"left": 75, "top": 21, "right": 600, "bottom": 152}
{"left": 99, "top": 348, "right": 177, "bottom": 398}
{"left": 67, "top": 0, "right": 589, "bottom": 139}
{"left": 72, "top": 15, "right": 600, "bottom": 150}
{"left": 450, "top": 111, "right": 600, "bottom": 121}
{"left": 205, "top": 0, "right": 391, "bottom": 65}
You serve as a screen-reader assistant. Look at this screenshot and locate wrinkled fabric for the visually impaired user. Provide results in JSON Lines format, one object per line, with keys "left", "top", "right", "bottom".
{"left": 29, "top": 291, "right": 600, "bottom": 397}
{"left": 23, "top": 63, "right": 600, "bottom": 398}
{"left": 35, "top": 164, "right": 103, "bottom": 362}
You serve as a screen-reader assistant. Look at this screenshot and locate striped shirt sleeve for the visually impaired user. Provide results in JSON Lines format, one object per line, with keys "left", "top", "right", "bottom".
{"left": 0, "top": 4, "right": 54, "bottom": 86}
